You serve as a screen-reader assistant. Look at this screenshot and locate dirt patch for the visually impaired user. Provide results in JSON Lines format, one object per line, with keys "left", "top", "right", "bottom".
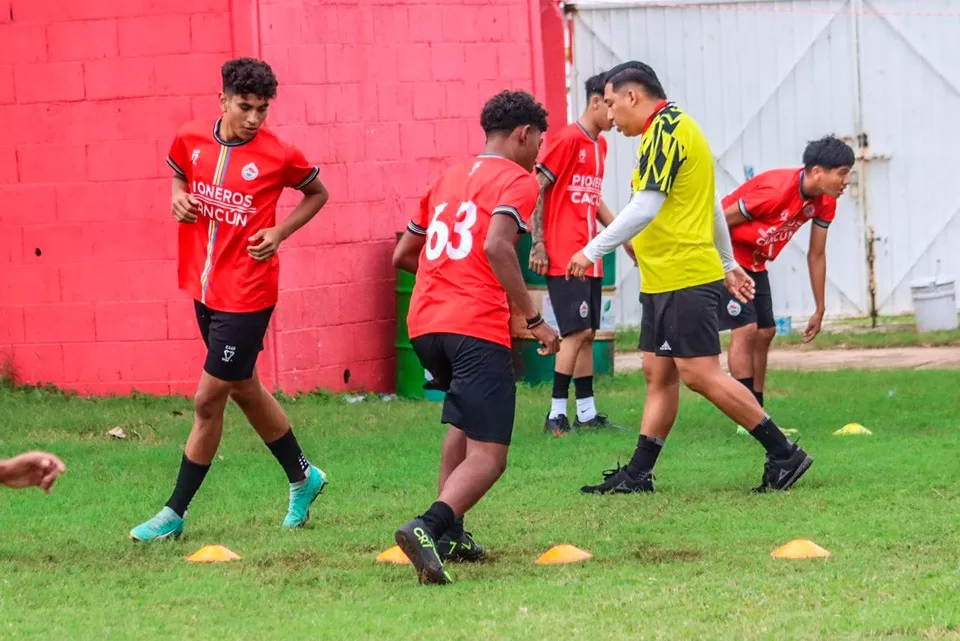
{"left": 615, "top": 347, "right": 960, "bottom": 373}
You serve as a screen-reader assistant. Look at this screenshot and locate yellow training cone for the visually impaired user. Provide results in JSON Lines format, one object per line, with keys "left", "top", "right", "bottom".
{"left": 535, "top": 544, "right": 592, "bottom": 565}
{"left": 834, "top": 423, "right": 872, "bottom": 436}
{"left": 375, "top": 545, "right": 412, "bottom": 565}
{"left": 186, "top": 545, "right": 241, "bottom": 563}
{"left": 770, "top": 539, "right": 831, "bottom": 559}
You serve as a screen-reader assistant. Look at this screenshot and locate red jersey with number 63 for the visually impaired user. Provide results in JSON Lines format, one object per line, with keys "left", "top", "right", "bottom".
{"left": 723, "top": 168, "right": 836, "bottom": 272}
{"left": 167, "top": 119, "right": 320, "bottom": 313}
{"left": 536, "top": 122, "right": 608, "bottom": 278}
{"left": 406, "top": 155, "right": 540, "bottom": 348}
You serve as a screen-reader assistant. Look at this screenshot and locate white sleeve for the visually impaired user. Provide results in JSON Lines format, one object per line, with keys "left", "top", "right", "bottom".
{"left": 582, "top": 190, "right": 666, "bottom": 263}
{"left": 713, "top": 198, "right": 738, "bottom": 272}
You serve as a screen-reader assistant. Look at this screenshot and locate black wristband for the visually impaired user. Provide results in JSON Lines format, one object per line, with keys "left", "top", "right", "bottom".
{"left": 526, "top": 313, "right": 544, "bottom": 329}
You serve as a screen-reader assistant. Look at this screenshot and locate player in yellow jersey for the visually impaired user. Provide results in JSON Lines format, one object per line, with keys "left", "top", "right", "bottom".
{"left": 567, "top": 61, "right": 814, "bottom": 494}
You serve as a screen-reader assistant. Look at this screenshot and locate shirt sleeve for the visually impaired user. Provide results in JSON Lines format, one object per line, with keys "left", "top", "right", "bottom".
{"left": 736, "top": 183, "right": 783, "bottom": 222}
{"left": 167, "top": 131, "right": 189, "bottom": 181}
{"left": 814, "top": 198, "right": 837, "bottom": 228}
{"left": 282, "top": 143, "right": 320, "bottom": 190}
{"left": 583, "top": 190, "right": 666, "bottom": 263}
{"left": 493, "top": 174, "right": 539, "bottom": 234}
{"left": 407, "top": 191, "right": 430, "bottom": 237}
{"left": 633, "top": 123, "right": 685, "bottom": 195}
{"left": 535, "top": 132, "right": 574, "bottom": 184}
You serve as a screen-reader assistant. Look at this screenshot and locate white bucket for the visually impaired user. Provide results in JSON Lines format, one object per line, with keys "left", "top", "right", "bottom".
{"left": 910, "top": 273, "right": 958, "bottom": 333}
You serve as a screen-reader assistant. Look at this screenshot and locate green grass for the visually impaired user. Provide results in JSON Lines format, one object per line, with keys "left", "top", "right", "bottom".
{"left": 615, "top": 314, "right": 960, "bottom": 352}
{"left": 1, "top": 371, "right": 959, "bottom": 640}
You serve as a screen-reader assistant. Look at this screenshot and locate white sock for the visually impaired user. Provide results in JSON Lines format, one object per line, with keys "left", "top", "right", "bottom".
{"left": 576, "top": 397, "right": 597, "bottom": 422}
{"left": 549, "top": 397, "right": 567, "bottom": 419}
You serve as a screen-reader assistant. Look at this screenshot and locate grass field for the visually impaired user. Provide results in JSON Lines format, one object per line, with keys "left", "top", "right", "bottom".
{"left": 614, "top": 314, "right": 960, "bottom": 352}
{"left": 2, "top": 370, "right": 959, "bottom": 640}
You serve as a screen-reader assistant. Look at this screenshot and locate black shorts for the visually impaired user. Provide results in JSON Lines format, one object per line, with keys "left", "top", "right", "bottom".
{"left": 545, "top": 276, "right": 602, "bottom": 337}
{"left": 639, "top": 281, "right": 724, "bottom": 358}
{"left": 194, "top": 301, "right": 274, "bottom": 381}
{"left": 717, "top": 268, "right": 775, "bottom": 330}
{"left": 411, "top": 333, "right": 516, "bottom": 446}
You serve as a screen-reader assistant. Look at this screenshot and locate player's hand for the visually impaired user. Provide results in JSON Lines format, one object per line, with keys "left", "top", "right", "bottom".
{"left": 622, "top": 242, "right": 637, "bottom": 266}
{"left": 803, "top": 310, "right": 824, "bottom": 343}
{"left": 248, "top": 227, "right": 284, "bottom": 261}
{"left": 530, "top": 322, "right": 561, "bottom": 356}
{"left": 0, "top": 451, "right": 66, "bottom": 493}
{"left": 172, "top": 192, "right": 199, "bottom": 223}
{"left": 565, "top": 250, "right": 594, "bottom": 281}
{"left": 529, "top": 241, "right": 549, "bottom": 276}
{"left": 724, "top": 267, "right": 756, "bottom": 304}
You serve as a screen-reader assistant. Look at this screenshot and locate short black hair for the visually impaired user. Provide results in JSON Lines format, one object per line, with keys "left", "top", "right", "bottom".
{"left": 803, "top": 135, "right": 856, "bottom": 170}
{"left": 603, "top": 61, "right": 666, "bottom": 100}
{"left": 585, "top": 72, "right": 606, "bottom": 101}
{"left": 221, "top": 57, "right": 278, "bottom": 100}
{"left": 480, "top": 90, "right": 549, "bottom": 137}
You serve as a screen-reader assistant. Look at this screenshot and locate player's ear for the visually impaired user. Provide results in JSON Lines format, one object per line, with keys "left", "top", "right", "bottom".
{"left": 517, "top": 124, "right": 531, "bottom": 145}
{"left": 218, "top": 92, "right": 228, "bottom": 113}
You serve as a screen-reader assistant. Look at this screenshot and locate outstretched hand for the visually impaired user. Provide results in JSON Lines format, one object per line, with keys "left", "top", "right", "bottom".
{"left": 724, "top": 267, "right": 756, "bottom": 304}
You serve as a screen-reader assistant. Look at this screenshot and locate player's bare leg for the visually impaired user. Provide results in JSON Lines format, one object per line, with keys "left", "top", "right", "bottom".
{"left": 545, "top": 329, "right": 588, "bottom": 436}
{"left": 727, "top": 322, "right": 758, "bottom": 391}
{"left": 229, "top": 371, "right": 326, "bottom": 528}
{"left": 580, "top": 353, "right": 676, "bottom": 494}
{"left": 130, "top": 372, "right": 229, "bottom": 541}
{"left": 674, "top": 355, "right": 812, "bottom": 492}
{"left": 438, "top": 427, "right": 467, "bottom": 493}
{"left": 433, "top": 426, "right": 483, "bottom": 562}
{"left": 751, "top": 327, "right": 777, "bottom": 406}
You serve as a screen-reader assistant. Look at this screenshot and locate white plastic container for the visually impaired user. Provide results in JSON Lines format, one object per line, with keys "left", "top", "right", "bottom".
{"left": 910, "top": 267, "right": 958, "bottom": 333}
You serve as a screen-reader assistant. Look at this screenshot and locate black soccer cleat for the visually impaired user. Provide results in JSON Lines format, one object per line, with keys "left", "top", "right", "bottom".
{"left": 544, "top": 413, "right": 573, "bottom": 438}
{"left": 437, "top": 530, "right": 486, "bottom": 563}
{"left": 753, "top": 443, "right": 814, "bottom": 493}
{"left": 573, "top": 412, "right": 625, "bottom": 432}
{"left": 394, "top": 518, "right": 452, "bottom": 585}
{"left": 580, "top": 464, "right": 655, "bottom": 495}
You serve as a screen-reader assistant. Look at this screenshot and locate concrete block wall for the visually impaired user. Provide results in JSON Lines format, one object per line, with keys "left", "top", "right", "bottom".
{"left": 0, "top": 0, "right": 549, "bottom": 396}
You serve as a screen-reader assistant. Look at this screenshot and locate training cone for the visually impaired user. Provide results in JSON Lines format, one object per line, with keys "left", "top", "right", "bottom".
{"left": 535, "top": 544, "right": 593, "bottom": 565}
{"left": 834, "top": 423, "right": 872, "bottom": 436}
{"left": 375, "top": 545, "right": 412, "bottom": 565}
{"left": 186, "top": 545, "right": 241, "bottom": 563}
{"left": 770, "top": 539, "right": 831, "bottom": 559}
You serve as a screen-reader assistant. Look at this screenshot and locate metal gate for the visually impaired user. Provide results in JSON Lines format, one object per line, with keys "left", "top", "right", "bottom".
{"left": 568, "top": 0, "right": 960, "bottom": 325}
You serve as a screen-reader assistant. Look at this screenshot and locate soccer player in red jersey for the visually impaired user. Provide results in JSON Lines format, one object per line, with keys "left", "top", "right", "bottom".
{"left": 130, "top": 58, "right": 330, "bottom": 542}
{"left": 391, "top": 90, "right": 561, "bottom": 584}
{"left": 528, "top": 72, "right": 632, "bottom": 437}
{"left": 718, "top": 136, "right": 854, "bottom": 409}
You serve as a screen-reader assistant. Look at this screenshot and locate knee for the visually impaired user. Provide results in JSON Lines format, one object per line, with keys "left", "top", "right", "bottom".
{"left": 678, "top": 366, "right": 710, "bottom": 395}
{"left": 757, "top": 327, "right": 777, "bottom": 346}
{"left": 228, "top": 379, "right": 259, "bottom": 407}
{"left": 563, "top": 329, "right": 590, "bottom": 349}
{"left": 194, "top": 387, "right": 228, "bottom": 422}
{"left": 733, "top": 324, "right": 759, "bottom": 349}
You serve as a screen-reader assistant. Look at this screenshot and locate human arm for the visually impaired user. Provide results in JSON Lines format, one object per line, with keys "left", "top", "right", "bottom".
{"left": 248, "top": 149, "right": 328, "bottom": 261}
{"left": 393, "top": 230, "right": 426, "bottom": 275}
{"left": 527, "top": 170, "right": 553, "bottom": 275}
{"left": 597, "top": 199, "right": 636, "bottom": 265}
{"left": 167, "top": 132, "right": 199, "bottom": 223}
{"left": 724, "top": 200, "right": 750, "bottom": 228}
{"left": 714, "top": 198, "right": 756, "bottom": 304}
{"left": 804, "top": 222, "right": 829, "bottom": 342}
{"left": 0, "top": 451, "right": 66, "bottom": 493}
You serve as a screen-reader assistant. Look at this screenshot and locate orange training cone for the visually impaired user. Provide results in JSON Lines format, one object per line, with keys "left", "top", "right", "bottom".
{"left": 770, "top": 539, "right": 831, "bottom": 559}
{"left": 376, "top": 545, "right": 412, "bottom": 565}
{"left": 186, "top": 545, "right": 241, "bottom": 563}
{"left": 535, "top": 544, "right": 592, "bottom": 565}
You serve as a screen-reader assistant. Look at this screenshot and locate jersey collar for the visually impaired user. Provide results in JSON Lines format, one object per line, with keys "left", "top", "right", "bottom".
{"left": 798, "top": 169, "right": 812, "bottom": 201}
{"left": 576, "top": 121, "right": 598, "bottom": 142}
{"left": 641, "top": 100, "right": 670, "bottom": 134}
{"left": 213, "top": 118, "right": 257, "bottom": 147}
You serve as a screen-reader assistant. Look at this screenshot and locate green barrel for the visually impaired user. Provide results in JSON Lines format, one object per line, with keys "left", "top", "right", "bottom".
{"left": 511, "top": 235, "right": 618, "bottom": 386}
{"left": 395, "top": 235, "right": 445, "bottom": 402}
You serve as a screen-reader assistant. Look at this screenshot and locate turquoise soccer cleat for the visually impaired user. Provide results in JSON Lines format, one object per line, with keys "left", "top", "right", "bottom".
{"left": 282, "top": 465, "right": 327, "bottom": 529}
{"left": 129, "top": 506, "right": 185, "bottom": 542}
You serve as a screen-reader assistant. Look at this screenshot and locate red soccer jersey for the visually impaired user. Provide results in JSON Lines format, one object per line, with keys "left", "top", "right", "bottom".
{"left": 406, "top": 155, "right": 540, "bottom": 348}
{"left": 536, "top": 122, "right": 608, "bottom": 278}
{"left": 167, "top": 119, "right": 319, "bottom": 312}
{"left": 724, "top": 168, "right": 836, "bottom": 272}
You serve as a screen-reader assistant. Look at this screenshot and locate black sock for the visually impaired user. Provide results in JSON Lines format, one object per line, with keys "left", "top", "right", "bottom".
{"left": 552, "top": 372, "right": 572, "bottom": 401}
{"left": 165, "top": 454, "right": 211, "bottom": 517}
{"left": 446, "top": 516, "right": 465, "bottom": 539}
{"left": 736, "top": 377, "right": 754, "bottom": 393}
{"left": 625, "top": 434, "right": 664, "bottom": 478}
{"left": 573, "top": 375, "right": 594, "bottom": 400}
{"left": 266, "top": 429, "right": 310, "bottom": 483}
{"left": 754, "top": 390, "right": 764, "bottom": 407}
{"left": 749, "top": 416, "right": 791, "bottom": 458}
{"left": 420, "top": 501, "right": 456, "bottom": 540}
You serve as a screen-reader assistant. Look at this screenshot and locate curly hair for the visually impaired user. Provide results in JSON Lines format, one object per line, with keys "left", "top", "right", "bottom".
{"left": 480, "top": 90, "right": 549, "bottom": 137}
{"left": 803, "top": 135, "right": 856, "bottom": 170}
{"left": 221, "top": 58, "right": 278, "bottom": 99}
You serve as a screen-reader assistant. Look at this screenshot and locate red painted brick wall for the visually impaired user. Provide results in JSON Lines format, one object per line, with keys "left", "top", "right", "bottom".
{"left": 0, "top": 0, "right": 547, "bottom": 396}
